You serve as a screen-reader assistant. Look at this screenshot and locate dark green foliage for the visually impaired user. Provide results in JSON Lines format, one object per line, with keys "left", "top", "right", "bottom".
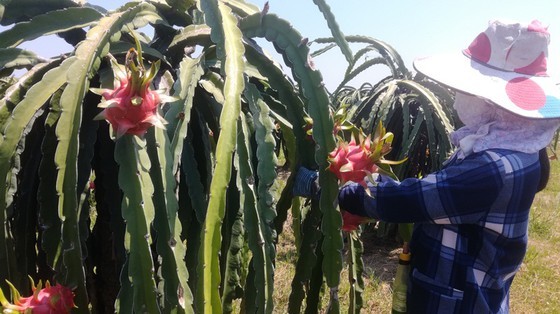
{"left": 288, "top": 200, "right": 322, "bottom": 313}
{"left": 0, "top": 0, "right": 456, "bottom": 313}
{"left": 347, "top": 231, "right": 365, "bottom": 313}
{"left": 305, "top": 236, "right": 325, "bottom": 314}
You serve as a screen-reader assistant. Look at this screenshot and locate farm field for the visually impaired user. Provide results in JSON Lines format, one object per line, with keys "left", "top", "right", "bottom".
{"left": 2, "top": 2, "right": 559, "bottom": 312}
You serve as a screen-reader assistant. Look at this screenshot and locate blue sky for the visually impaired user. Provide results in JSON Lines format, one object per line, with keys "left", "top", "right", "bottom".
{"left": 21, "top": 0, "right": 560, "bottom": 90}
{"left": 250, "top": 0, "right": 560, "bottom": 90}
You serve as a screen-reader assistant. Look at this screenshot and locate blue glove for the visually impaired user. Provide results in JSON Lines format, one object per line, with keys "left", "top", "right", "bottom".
{"left": 338, "top": 183, "right": 368, "bottom": 217}
{"left": 293, "top": 167, "right": 319, "bottom": 198}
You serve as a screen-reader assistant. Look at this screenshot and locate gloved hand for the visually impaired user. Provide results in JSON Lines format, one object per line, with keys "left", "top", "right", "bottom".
{"left": 338, "top": 182, "right": 368, "bottom": 216}
{"left": 292, "top": 167, "right": 319, "bottom": 198}
{"left": 338, "top": 182, "right": 375, "bottom": 231}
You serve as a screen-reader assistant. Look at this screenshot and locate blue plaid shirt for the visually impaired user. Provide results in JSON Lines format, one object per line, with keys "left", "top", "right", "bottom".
{"left": 338, "top": 149, "right": 541, "bottom": 313}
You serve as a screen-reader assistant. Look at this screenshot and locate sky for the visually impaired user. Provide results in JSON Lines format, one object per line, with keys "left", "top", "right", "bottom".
{"left": 18, "top": 0, "right": 560, "bottom": 91}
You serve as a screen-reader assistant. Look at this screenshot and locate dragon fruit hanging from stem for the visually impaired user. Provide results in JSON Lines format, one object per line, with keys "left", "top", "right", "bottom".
{"left": 327, "top": 122, "right": 406, "bottom": 232}
{"left": 328, "top": 122, "right": 405, "bottom": 193}
{"left": 91, "top": 35, "right": 174, "bottom": 139}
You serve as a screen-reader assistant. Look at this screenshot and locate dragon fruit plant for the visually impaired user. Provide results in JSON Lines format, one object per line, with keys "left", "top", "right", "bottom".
{"left": 0, "top": 0, "right": 451, "bottom": 313}
{"left": 0, "top": 1, "right": 342, "bottom": 312}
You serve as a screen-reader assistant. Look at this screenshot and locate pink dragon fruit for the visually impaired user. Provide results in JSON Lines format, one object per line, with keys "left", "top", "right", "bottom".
{"left": 92, "top": 47, "right": 173, "bottom": 139}
{"left": 0, "top": 280, "right": 75, "bottom": 314}
{"left": 328, "top": 122, "right": 405, "bottom": 198}
{"left": 327, "top": 121, "right": 404, "bottom": 231}
{"left": 328, "top": 136, "right": 379, "bottom": 189}
{"left": 341, "top": 211, "right": 374, "bottom": 232}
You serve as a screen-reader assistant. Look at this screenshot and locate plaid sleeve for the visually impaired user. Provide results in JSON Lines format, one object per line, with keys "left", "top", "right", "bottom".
{"left": 363, "top": 151, "right": 505, "bottom": 224}
{"left": 292, "top": 167, "right": 319, "bottom": 197}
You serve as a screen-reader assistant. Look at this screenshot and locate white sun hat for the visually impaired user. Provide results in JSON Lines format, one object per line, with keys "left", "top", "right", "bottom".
{"left": 414, "top": 19, "right": 560, "bottom": 119}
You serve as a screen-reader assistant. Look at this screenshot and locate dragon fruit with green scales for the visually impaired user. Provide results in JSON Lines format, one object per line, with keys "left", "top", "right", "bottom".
{"left": 328, "top": 123, "right": 405, "bottom": 231}
{"left": 328, "top": 122, "right": 403, "bottom": 191}
{"left": 0, "top": 278, "right": 75, "bottom": 314}
{"left": 92, "top": 46, "right": 174, "bottom": 139}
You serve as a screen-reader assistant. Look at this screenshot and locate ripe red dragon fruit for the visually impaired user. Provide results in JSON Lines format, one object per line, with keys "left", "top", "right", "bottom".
{"left": 0, "top": 279, "right": 75, "bottom": 314}
{"left": 327, "top": 123, "right": 404, "bottom": 231}
{"left": 92, "top": 47, "right": 173, "bottom": 139}
{"left": 328, "top": 136, "right": 378, "bottom": 188}
{"left": 328, "top": 122, "right": 404, "bottom": 190}
{"left": 341, "top": 210, "right": 374, "bottom": 232}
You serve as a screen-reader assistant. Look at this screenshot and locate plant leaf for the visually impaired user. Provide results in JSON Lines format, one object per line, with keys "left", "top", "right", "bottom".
{"left": 347, "top": 229, "right": 364, "bottom": 314}
{"left": 220, "top": 167, "right": 244, "bottom": 314}
{"left": 312, "top": 0, "right": 352, "bottom": 64}
{"left": 0, "top": 58, "right": 74, "bottom": 294}
{"left": 0, "top": 0, "right": 81, "bottom": 25}
{"left": 242, "top": 12, "right": 342, "bottom": 295}
{"left": 196, "top": 0, "right": 245, "bottom": 312}
{"left": 0, "top": 48, "right": 47, "bottom": 71}
{"left": 0, "top": 7, "right": 103, "bottom": 48}
{"left": 147, "top": 127, "right": 194, "bottom": 313}
{"left": 53, "top": 3, "right": 163, "bottom": 311}
{"left": 114, "top": 135, "right": 160, "bottom": 314}
{"left": 38, "top": 87, "right": 64, "bottom": 272}
{"left": 164, "top": 54, "right": 205, "bottom": 175}
{"left": 245, "top": 82, "right": 277, "bottom": 313}
{"left": 222, "top": 0, "right": 259, "bottom": 17}
{"left": 288, "top": 199, "right": 322, "bottom": 312}
{"left": 236, "top": 112, "right": 270, "bottom": 314}
{"left": 242, "top": 31, "right": 314, "bottom": 169}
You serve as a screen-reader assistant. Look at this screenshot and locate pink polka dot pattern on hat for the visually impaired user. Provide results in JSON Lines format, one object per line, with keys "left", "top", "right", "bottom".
{"left": 505, "top": 77, "right": 546, "bottom": 110}
{"left": 465, "top": 33, "right": 491, "bottom": 63}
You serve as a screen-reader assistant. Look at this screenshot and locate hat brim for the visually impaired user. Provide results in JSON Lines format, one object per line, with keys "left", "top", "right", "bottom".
{"left": 413, "top": 52, "right": 560, "bottom": 119}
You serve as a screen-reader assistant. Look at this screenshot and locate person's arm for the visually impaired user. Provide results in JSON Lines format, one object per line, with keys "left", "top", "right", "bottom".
{"left": 292, "top": 167, "right": 319, "bottom": 198}
{"left": 339, "top": 152, "right": 505, "bottom": 224}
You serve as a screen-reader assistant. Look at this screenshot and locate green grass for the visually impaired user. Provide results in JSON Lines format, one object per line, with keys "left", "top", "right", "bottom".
{"left": 273, "top": 215, "right": 398, "bottom": 313}
{"left": 510, "top": 156, "right": 560, "bottom": 313}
